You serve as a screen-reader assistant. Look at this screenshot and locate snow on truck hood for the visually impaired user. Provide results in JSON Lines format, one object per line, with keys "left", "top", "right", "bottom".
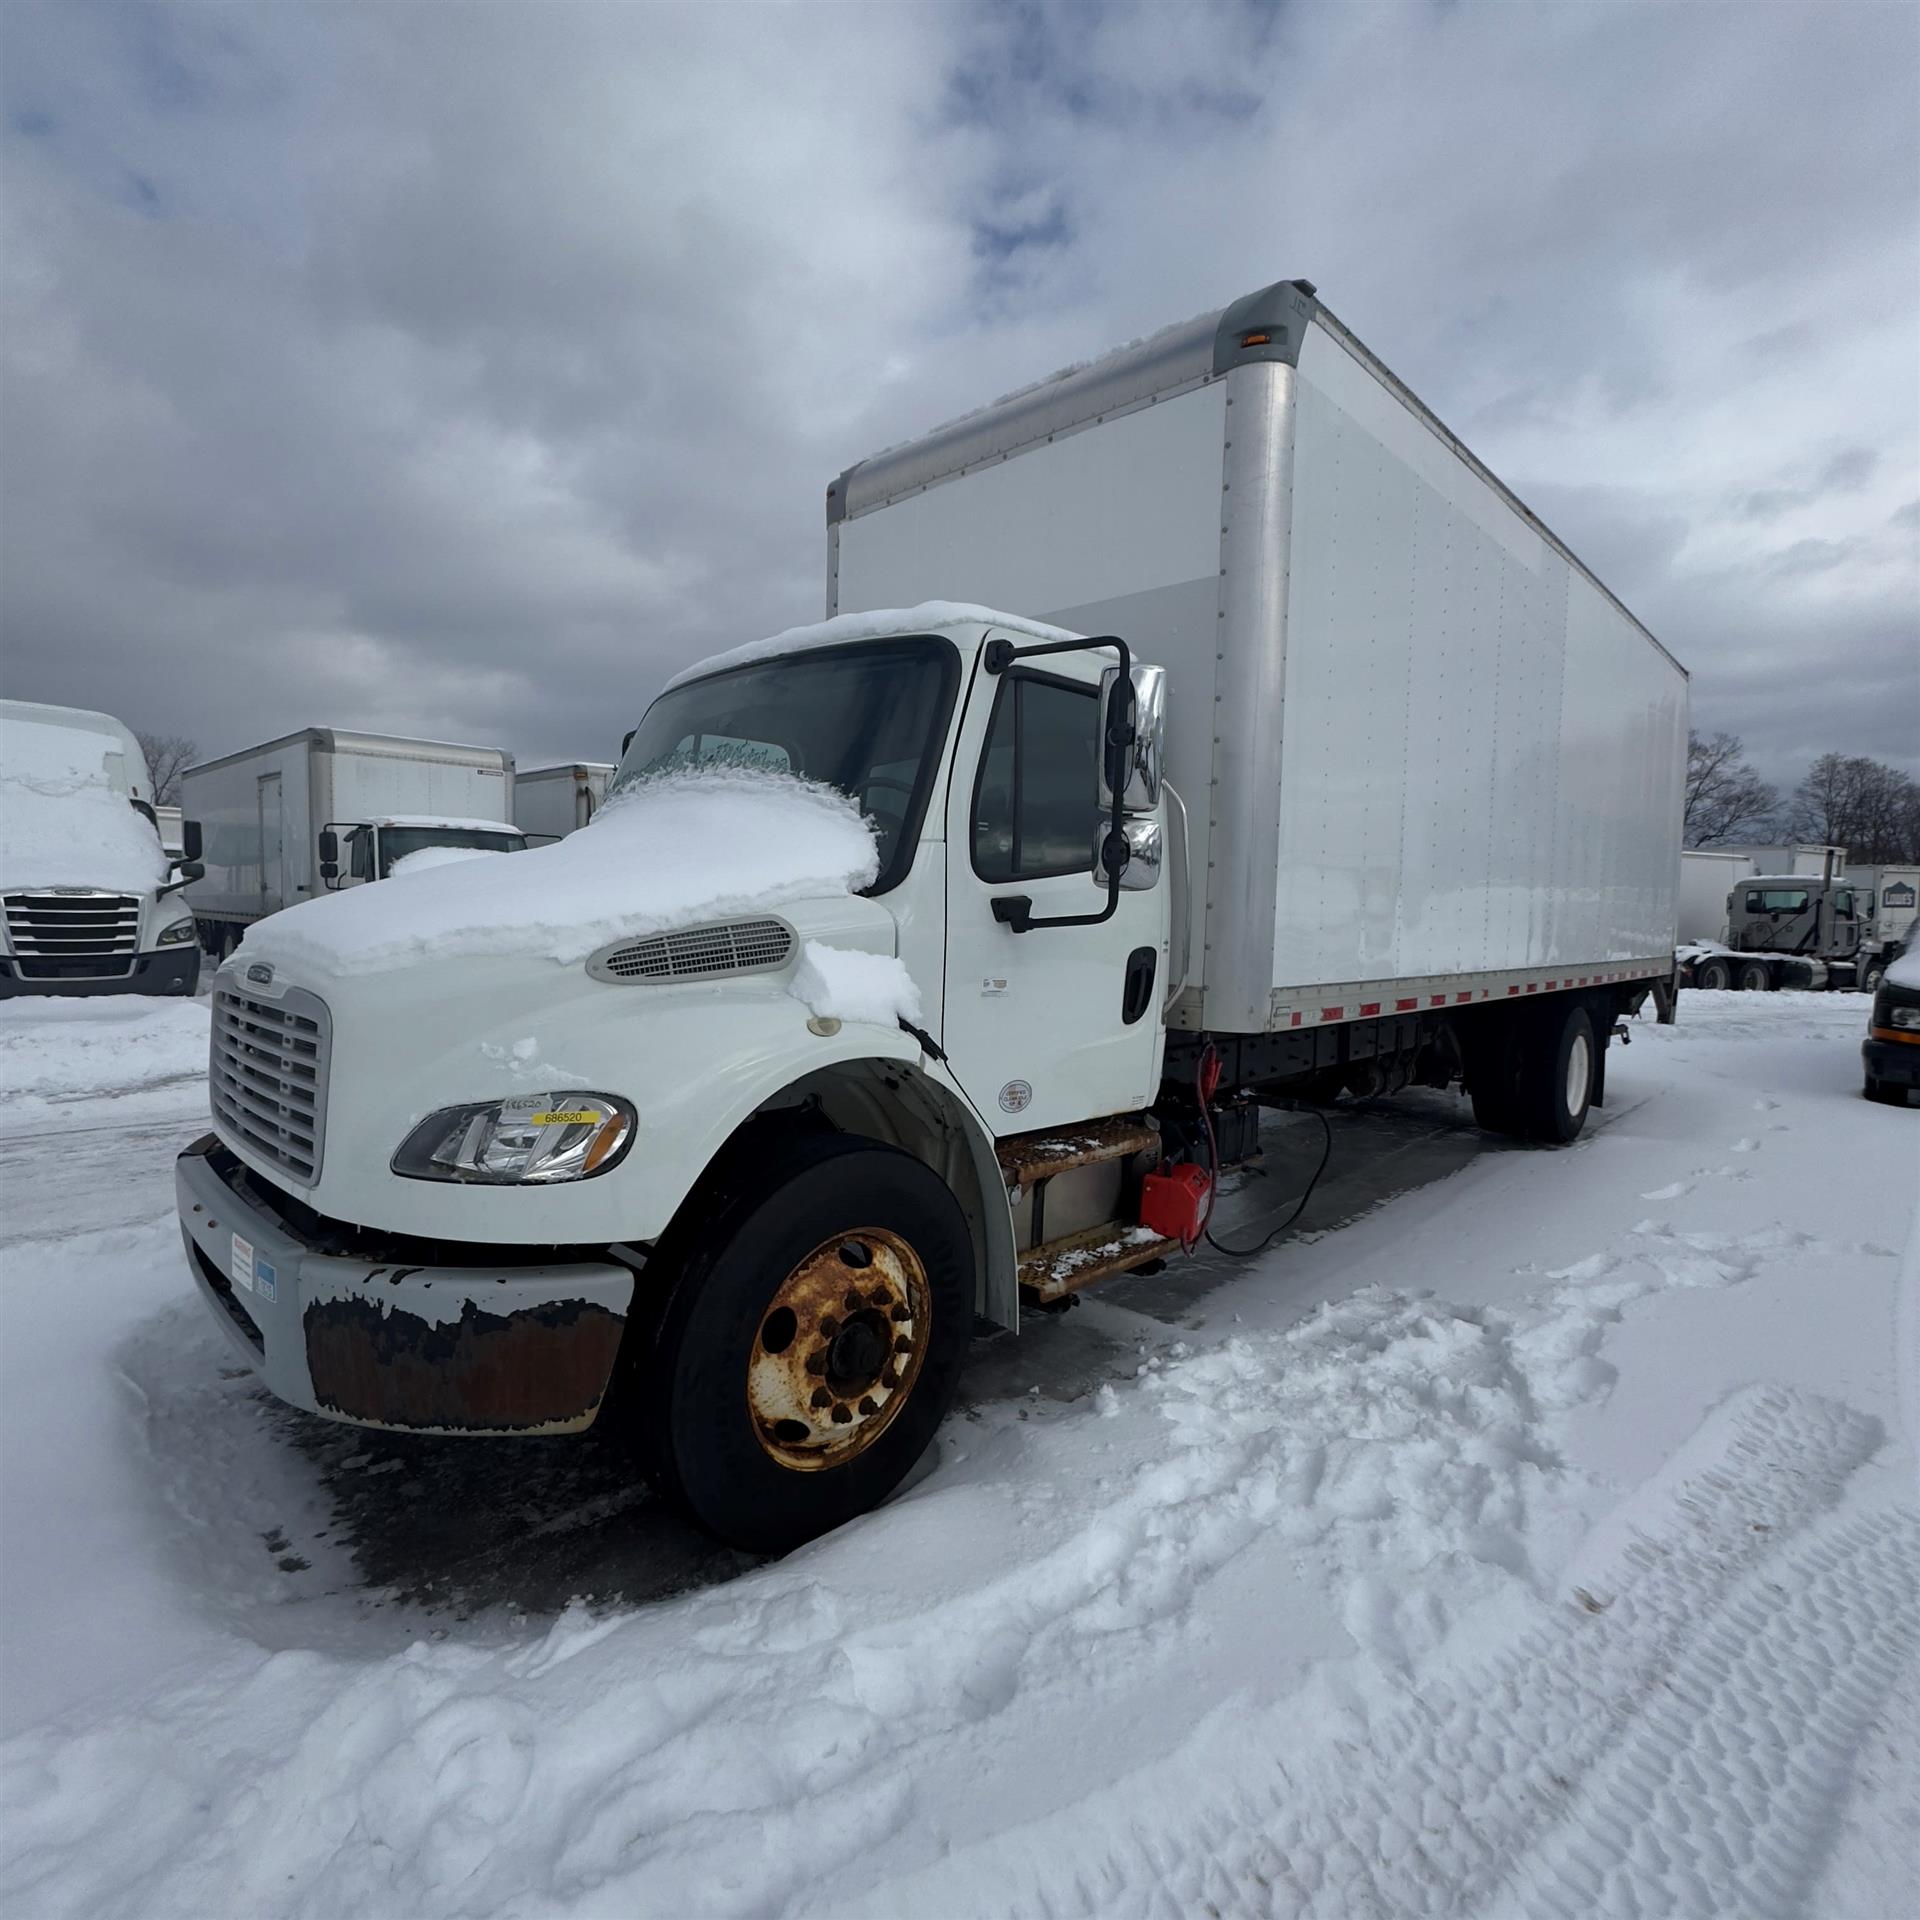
{"left": 240, "top": 766, "right": 886, "bottom": 979}
{"left": 0, "top": 717, "right": 168, "bottom": 895}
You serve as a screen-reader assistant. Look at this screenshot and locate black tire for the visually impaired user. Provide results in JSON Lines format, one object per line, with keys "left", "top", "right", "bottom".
{"left": 635, "top": 1134, "right": 972, "bottom": 1554}
{"left": 1859, "top": 962, "right": 1886, "bottom": 994}
{"left": 1864, "top": 1077, "right": 1908, "bottom": 1106}
{"left": 1519, "top": 1003, "right": 1597, "bottom": 1144}
{"left": 1696, "top": 958, "right": 1733, "bottom": 991}
{"left": 1736, "top": 960, "right": 1771, "bottom": 993}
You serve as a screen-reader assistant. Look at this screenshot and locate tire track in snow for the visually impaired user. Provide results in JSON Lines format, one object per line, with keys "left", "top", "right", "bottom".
{"left": 853, "top": 1387, "right": 1909, "bottom": 1920}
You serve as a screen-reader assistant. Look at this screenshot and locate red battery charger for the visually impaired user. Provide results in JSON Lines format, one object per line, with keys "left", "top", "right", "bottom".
{"left": 1140, "top": 1163, "right": 1212, "bottom": 1249}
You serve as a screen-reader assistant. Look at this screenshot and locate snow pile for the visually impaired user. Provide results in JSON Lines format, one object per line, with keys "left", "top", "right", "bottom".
{"left": 239, "top": 767, "right": 880, "bottom": 978}
{"left": 1886, "top": 946, "right": 1920, "bottom": 989}
{"left": 371, "top": 815, "right": 518, "bottom": 834}
{"left": 0, "top": 996, "right": 208, "bottom": 1111}
{"left": 0, "top": 716, "right": 167, "bottom": 895}
{"left": 788, "top": 941, "right": 920, "bottom": 1026}
{"left": 664, "top": 601, "right": 1082, "bottom": 691}
{"left": 387, "top": 845, "right": 503, "bottom": 879}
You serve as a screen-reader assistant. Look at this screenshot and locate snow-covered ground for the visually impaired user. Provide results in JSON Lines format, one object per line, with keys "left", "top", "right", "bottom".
{"left": 1, "top": 990, "right": 1914, "bottom": 1917}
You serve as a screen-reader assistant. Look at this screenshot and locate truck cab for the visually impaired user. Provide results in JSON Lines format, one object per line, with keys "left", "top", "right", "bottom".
{"left": 1708, "top": 875, "right": 1867, "bottom": 991}
{"left": 0, "top": 699, "right": 204, "bottom": 997}
{"left": 321, "top": 815, "right": 528, "bottom": 886}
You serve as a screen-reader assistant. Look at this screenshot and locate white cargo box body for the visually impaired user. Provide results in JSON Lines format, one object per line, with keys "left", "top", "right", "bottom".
{"left": 183, "top": 729, "right": 515, "bottom": 922}
{"left": 830, "top": 279, "right": 1688, "bottom": 1033}
{"left": 1678, "top": 849, "right": 1756, "bottom": 946}
{"left": 513, "top": 763, "right": 613, "bottom": 840}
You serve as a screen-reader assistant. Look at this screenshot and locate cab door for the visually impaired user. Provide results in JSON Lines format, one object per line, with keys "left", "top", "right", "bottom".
{"left": 941, "top": 648, "right": 1167, "bottom": 1135}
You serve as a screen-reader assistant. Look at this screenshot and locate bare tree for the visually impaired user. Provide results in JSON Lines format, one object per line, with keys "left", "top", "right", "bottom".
{"left": 1684, "top": 730, "right": 1776, "bottom": 847}
{"left": 134, "top": 732, "right": 198, "bottom": 807}
{"left": 1787, "top": 752, "right": 1920, "bottom": 863}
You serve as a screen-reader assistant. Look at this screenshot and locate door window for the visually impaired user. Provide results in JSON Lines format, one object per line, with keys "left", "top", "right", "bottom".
{"left": 972, "top": 673, "right": 1100, "bottom": 882}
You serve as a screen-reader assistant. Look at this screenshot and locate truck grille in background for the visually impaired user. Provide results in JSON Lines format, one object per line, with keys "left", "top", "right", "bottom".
{"left": 587, "top": 918, "right": 795, "bottom": 983}
{"left": 210, "top": 983, "right": 331, "bottom": 1185}
{"left": 3, "top": 891, "right": 139, "bottom": 979}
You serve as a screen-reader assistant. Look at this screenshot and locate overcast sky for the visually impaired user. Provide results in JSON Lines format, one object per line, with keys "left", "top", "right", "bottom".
{"left": 3, "top": 0, "right": 1915, "bottom": 795}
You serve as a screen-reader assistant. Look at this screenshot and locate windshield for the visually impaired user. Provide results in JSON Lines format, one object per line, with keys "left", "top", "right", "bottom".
{"left": 376, "top": 827, "right": 522, "bottom": 878}
{"left": 613, "top": 638, "right": 959, "bottom": 893}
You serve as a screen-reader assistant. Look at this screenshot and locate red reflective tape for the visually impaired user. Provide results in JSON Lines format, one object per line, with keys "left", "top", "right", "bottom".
{"left": 1509, "top": 985, "right": 1521, "bottom": 996}
{"left": 1290, "top": 1011, "right": 1302, "bottom": 1028}
{"left": 1525, "top": 983, "right": 1538, "bottom": 993}
{"left": 1359, "top": 1001, "right": 1382, "bottom": 1017}
{"left": 1321, "top": 1006, "right": 1343, "bottom": 1021}
{"left": 1396, "top": 998, "right": 1417, "bottom": 1011}
{"left": 1456, "top": 991, "right": 1472, "bottom": 1004}
{"left": 1429, "top": 994, "right": 1445, "bottom": 1007}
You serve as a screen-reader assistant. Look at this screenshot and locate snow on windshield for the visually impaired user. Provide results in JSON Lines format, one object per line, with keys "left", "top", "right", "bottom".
{"left": 0, "top": 716, "right": 168, "bottom": 895}
{"left": 242, "top": 765, "right": 880, "bottom": 977}
{"left": 387, "top": 844, "right": 506, "bottom": 879}
{"left": 1886, "top": 946, "right": 1920, "bottom": 990}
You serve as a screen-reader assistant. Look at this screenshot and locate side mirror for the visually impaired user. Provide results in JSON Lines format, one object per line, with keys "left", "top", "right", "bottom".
{"left": 318, "top": 829, "right": 339, "bottom": 863}
{"left": 621, "top": 728, "right": 637, "bottom": 756}
{"left": 1097, "top": 663, "right": 1165, "bottom": 812}
{"left": 1095, "top": 817, "right": 1163, "bottom": 891}
{"left": 181, "top": 819, "right": 203, "bottom": 862}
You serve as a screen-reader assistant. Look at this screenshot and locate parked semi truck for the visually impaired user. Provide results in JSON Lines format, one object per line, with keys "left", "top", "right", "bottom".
{"left": 0, "top": 699, "right": 204, "bottom": 997}
{"left": 514, "top": 762, "right": 613, "bottom": 841}
{"left": 182, "top": 729, "right": 525, "bottom": 955}
{"left": 176, "top": 277, "right": 1686, "bottom": 1552}
{"left": 1684, "top": 872, "right": 1876, "bottom": 992}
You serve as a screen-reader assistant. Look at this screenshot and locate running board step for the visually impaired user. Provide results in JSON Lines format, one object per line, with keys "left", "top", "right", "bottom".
{"left": 1019, "top": 1223, "right": 1179, "bottom": 1304}
{"left": 997, "top": 1116, "right": 1159, "bottom": 1191}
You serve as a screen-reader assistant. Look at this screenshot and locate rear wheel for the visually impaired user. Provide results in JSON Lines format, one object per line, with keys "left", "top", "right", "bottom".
{"left": 635, "top": 1134, "right": 972, "bottom": 1554}
{"left": 1736, "top": 960, "right": 1771, "bottom": 993}
{"left": 1859, "top": 961, "right": 1886, "bottom": 994}
{"left": 1696, "top": 957, "right": 1732, "bottom": 991}
{"left": 1520, "top": 1003, "right": 1597, "bottom": 1144}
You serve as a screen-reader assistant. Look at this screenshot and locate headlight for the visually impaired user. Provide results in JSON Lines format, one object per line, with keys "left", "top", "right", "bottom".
{"left": 392, "top": 1092, "right": 635, "bottom": 1184}
{"left": 1892, "top": 1007, "right": 1920, "bottom": 1031}
{"left": 156, "top": 920, "right": 197, "bottom": 946}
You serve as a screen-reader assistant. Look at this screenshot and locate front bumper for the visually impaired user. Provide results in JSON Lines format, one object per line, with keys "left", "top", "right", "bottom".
{"left": 176, "top": 1135, "right": 637, "bottom": 1434}
{"left": 0, "top": 946, "right": 199, "bottom": 998}
{"left": 1863, "top": 1037, "right": 1920, "bottom": 1091}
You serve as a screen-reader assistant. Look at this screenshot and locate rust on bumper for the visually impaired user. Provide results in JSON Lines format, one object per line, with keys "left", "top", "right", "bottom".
{"left": 304, "top": 1294, "right": 626, "bottom": 1434}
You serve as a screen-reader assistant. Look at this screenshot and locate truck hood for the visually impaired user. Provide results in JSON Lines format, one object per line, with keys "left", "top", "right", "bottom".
{"left": 240, "top": 765, "right": 884, "bottom": 981}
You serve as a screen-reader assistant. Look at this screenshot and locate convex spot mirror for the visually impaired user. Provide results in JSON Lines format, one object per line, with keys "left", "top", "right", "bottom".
{"left": 1096, "top": 663, "right": 1165, "bottom": 813}
{"left": 1094, "top": 817, "right": 1163, "bottom": 892}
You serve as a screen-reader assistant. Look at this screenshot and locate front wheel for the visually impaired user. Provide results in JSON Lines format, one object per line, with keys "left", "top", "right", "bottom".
{"left": 1696, "top": 957, "right": 1732, "bottom": 991}
{"left": 635, "top": 1134, "right": 973, "bottom": 1554}
{"left": 1859, "top": 962, "right": 1886, "bottom": 994}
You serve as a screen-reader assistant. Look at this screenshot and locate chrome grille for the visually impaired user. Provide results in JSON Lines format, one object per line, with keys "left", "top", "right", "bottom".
{"left": 587, "top": 918, "right": 795, "bottom": 983}
{"left": 4, "top": 891, "right": 139, "bottom": 979}
{"left": 210, "top": 983, "right": 331, "bottom": 1185}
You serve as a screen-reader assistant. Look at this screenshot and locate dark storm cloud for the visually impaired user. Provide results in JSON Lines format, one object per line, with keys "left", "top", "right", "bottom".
{"left": 1, "top": 0, "right": 1914, "bottom": 791}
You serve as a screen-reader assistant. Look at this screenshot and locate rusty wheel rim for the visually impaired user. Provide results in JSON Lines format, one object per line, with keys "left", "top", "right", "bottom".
{"left": 747, "top": 1226, "right": 932, "bottom": 1471}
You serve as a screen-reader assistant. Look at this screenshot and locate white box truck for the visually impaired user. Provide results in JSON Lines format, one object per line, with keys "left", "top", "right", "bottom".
{"left": 1847, "top": 864, "right": 1918, "bottom": 982}
{"left": 0, "top": 699, "right": 204, "bottom": 997}
{"left": 514, "top": 763, "right": 613, "bottom": 841}
{"left": 182, "top": 729, "right": 525, "bottom": 955}
{"left": 175, "top": 277, "right": 1686, "bottom": 1553}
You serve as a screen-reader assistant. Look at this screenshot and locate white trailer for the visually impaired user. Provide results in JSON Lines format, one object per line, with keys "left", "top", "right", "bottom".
{"left": 182, "top": 729, "right": 522, "bottom": 951}
{"left": 1846, "top": 864, "right": 1918, "bottom": 967}
{"left": 1678, "top": 848, "right": 1756, "bottom": 946}
{"left": 0, "top": 699, "right": 203, "bottom": 996}
{"left": 176, "top": 276, "right": 1687, "bottom": 1555}
{"left": 829, "top": 276, "right": 1686, "bottom": 1045}
{"left": 1714, "top": 841, "right": 1847, "bottom": 880}
{"left": 514, "top": 763, "right": 613, "bottom": 841}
